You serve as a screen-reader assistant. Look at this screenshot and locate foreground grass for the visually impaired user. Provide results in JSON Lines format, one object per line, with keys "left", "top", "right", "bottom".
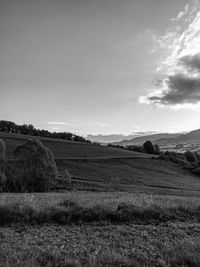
{"left": 1, "top": 223, "right": 200, "bottom": 267}
{"left": 1, "top": 192, "right": 200, "bottom": 266}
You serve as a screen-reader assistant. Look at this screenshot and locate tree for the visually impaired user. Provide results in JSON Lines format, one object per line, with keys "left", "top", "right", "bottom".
{"left": 184, "top": 151, "right": 197, "bottom": 163}
{"left": 14, "top": 139, "right": 58, "bottom": 192}
{"left": 154, "top": 144, "right": 160, "bottom": 155}
{"left": 143, "top": 140, "right": 155, "bottom": 154}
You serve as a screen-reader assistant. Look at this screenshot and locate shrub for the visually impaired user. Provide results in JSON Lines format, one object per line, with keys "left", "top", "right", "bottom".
{"left": 154, "top": 144, "right": 160, "bottom": 155}
{"left": 194, "top": 152, "right": 200, "bottom": 166}
{"left": 14, "top": 139, "right": 58, "bottom": 192}
{"left": 192, "top": 167, "right": 200, "bottom": 176}
{"left": 184, "top": 151, "right": 197, "bottom": 163}
{"left": 2, "top": 165, "right": 23, "bottom": 192}
{"left": 143, "top": 140, "right": 154, "bottom": 154}
{"left": 126, "top": 145, "right": 144, "bottom": 153}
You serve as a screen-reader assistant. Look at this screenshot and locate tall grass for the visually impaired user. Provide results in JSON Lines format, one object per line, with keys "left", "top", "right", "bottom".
{"left": 0, "top": 200, "right": 200, "bottom": 226}
{"left": 1, "top": 191, "right": 200, "bottom": 209}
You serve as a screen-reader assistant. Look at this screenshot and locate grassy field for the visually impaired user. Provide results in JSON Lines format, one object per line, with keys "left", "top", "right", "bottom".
{"left": 57, "top": 157, "right": 200, "bottom": 192}
{"left": 0, "top": 131, "right": 151, "bottom": 159}
{"left": 2, "top": 131, "right": 200, "bottom": 195}
{"left": 1, "top": 133, "right": 200, "bottom": 266}
{"left": 0, "top": 191, "right": 200, "bottom": 266}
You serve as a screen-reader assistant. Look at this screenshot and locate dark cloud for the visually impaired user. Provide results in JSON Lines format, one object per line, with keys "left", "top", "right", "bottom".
{"left": 146, "top": 52, "right": 200, "bottom": 106}
{"left": 148, "top": 73, "right": 200, "bottom": 105}
{"left": 179, "top": 53, "right": 200, "bottom": 72}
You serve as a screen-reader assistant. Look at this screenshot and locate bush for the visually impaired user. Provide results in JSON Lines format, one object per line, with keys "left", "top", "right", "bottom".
{"left": 13, "top": 139, "right": 58, "bottom": 192}
{"left": 184, "top": 151, "right": 197, "bottom": 163}
{"left": 2, "top": 165, "right": 23, "bottom": 192}
{"left": 126, "top": 145, "right": 144, "bottom": 153}
{"left": 154, "top": 144, "right": 160, "bottom": 155}
{"left": 143, "top": 140, "right": 155, "bottom": 154}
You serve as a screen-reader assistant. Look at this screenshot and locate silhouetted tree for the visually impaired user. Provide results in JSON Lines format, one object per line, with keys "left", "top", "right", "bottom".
{"left": 14, "top": 139, "right": 58, "bottom": 192}
{"left": 184, "top": 151, "right": 197, "bottom": 163}
{"left": 154, "top": 144, "right": 160, "bottom": 155}
{"left": 143, "top": 140, "right": 155, "bottom": 154}
{"left": 194, "top": 152, "right": 200, "bottom": 166}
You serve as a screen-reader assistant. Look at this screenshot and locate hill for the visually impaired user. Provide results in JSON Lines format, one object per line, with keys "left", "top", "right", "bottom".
{"left": 156, "top": 129, "right": 200, "bottom": 145}
{"left": 57, "top": 157, "right": 200, "bottom": 193}
{"left": 113, "top": 129, "right": 200, "bottom": 150}
{"left": 1, "top": 132, "right": 200, "bottom": 195}
{"left": 0, "top": 131, "right": 151, "bottom": 159}
{"left": 113, "top": 133, "right": 180, "bottom": 146}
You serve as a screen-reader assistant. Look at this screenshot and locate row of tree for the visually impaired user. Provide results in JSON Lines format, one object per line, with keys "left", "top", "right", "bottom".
{"left": 0, "top": 120, "right": 91, "bottom": 143}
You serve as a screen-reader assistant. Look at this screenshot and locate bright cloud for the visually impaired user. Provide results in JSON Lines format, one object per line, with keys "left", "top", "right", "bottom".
{"left": 171, "top": 3, "right": 189, "bottom": 21}
{"left": 47, "top": 121, "right": 69, "bottom": 125}
{"left": 140, "top": 0, "right": 200, "bottom": 108}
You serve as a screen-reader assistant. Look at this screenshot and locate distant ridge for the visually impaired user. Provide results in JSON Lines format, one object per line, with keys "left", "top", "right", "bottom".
{"left": 112, "top": 129, "right": 200, "bottom": 147}
{"left": 87, "top": 131, "right": 158, "bottom": 143}
{"left": 112, "top": 133, "right": 181, "bottom": 146}
{"left": 156, "top": 129, "right": 200, "bottom": 145}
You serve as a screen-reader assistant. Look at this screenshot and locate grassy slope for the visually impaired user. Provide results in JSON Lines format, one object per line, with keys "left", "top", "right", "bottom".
{"left": 57, "top": 158, "right": 200, "bottom": 191}
{"left": 0, "top": 132, "right": 151, "bottom": 159}
{"left": 1, "top": 132, "right": 200, "bottom": 193}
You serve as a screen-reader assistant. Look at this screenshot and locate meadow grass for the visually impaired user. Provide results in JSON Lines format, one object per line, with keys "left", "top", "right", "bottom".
{"left": 1, "top": 191, "right": 200, "bottom": 266}
{"left": 1, "top": 224, "right": 200, "bottom": 267}
{"left": 0, "top": 191, "right": 200, "bottom": 209}
{"left": 0, "top": 191, "right": 200, "bottom": 225}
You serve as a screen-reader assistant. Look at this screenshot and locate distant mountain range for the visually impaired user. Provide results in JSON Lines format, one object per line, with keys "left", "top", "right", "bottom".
{"left": 112, "top": 133, "right": 180, "bottom": 146}
{"left": 87, "top": 131, "right": 158, "bottom": 143}
{"left": 112, "top": 129, "right": 200, "bottom": 147}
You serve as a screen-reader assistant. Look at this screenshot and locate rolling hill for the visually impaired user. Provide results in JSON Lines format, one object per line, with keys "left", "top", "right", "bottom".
{"left": 1, "top": 131, "right": 200, "bottom": 195}
{"left": 113, "top": 129, "right": 200, "bottom": 148}
{"left": 156, "top": 129, "right": 200, "bottom": 145}
{"left": 113, "top": 133, "right": 180, "bottom": 146}
{"left": 0, "top": 131, "right": 152, "bottom": 159}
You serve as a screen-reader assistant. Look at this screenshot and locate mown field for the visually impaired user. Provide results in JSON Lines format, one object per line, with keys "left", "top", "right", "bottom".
{"left": 0, "top": 191, "right": 200, "bottom": 266}
{"left": 57, "top": 157, "right": 200, "bottom": 193}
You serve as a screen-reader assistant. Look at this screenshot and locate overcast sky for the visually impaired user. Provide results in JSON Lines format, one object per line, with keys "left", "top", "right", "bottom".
{"left": 0, "top": 0, "right": 200, "bottom": 135}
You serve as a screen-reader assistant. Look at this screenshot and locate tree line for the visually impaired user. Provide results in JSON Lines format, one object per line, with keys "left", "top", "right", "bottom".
{"left": 0, "top": 120, "right": 91, "bottom": 143}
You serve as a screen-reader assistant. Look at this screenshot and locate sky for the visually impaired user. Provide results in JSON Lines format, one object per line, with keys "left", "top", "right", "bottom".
{"left": 0, "top": 0, "right": 200, "bottom": 135}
